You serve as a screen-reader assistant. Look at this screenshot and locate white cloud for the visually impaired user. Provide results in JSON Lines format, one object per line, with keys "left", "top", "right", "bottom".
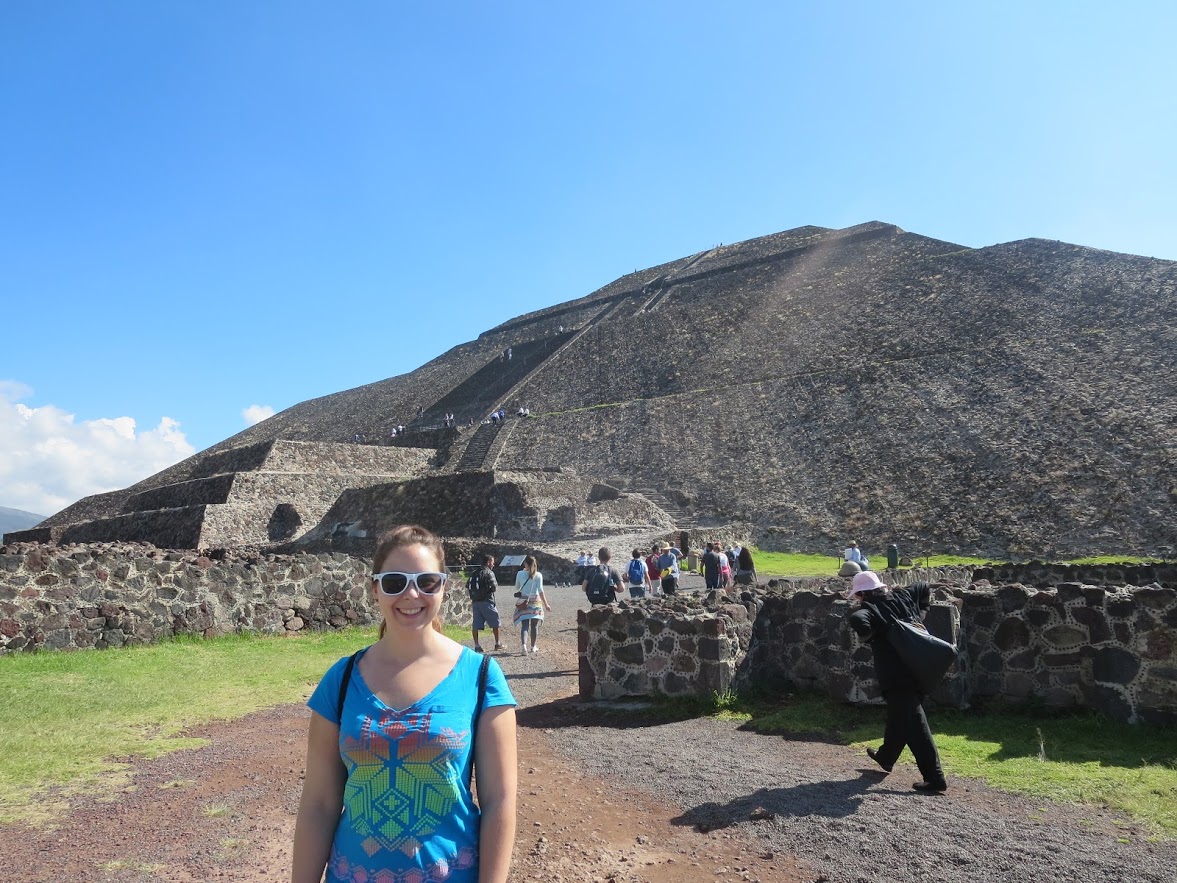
{"left": 242, "top": 404, "right": 275, "bottom": 426}
{"left": 0, "top": 382, "right": 196, "bottom": 517}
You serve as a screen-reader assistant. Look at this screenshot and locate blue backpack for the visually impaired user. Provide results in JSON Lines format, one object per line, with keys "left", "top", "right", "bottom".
{"left": 627, "top": 558, "right": 645, "bottom": 585}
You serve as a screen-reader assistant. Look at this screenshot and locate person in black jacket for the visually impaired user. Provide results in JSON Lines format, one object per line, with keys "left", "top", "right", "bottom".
{"left": 846, "top": 570, "right": 948, "bottom": 793}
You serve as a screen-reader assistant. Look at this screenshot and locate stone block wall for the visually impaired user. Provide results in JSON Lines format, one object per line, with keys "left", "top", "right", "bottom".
{"left": 260, "top": 440, "right": 433, "bottom": 476}
{"left": 0, "top": 543, "right": 375, "bottom": 654}
{"left": 950, "top": 581, "right": 1177, "bottom": 724}
{"left": 0, "top": 541, "right": 514, "bottom": 654}
{"left": 124, "top": 475, "right": 236, "bottom": 512}
{"left": 578, "top": 597, "right": 753, "bottom": 700}
{"left": 303, "top": 473, "right": 499, "bottom": 548}
{"left": 579, "top": 580, "right": 1177, "bottom": 724}
{"left": 58, "top": 508, "right": 209, "bottom": 549}
{"left": 293, "top": 470, "right": 672, "bottom": 554}
{"left": 185, "top": 441, "right": 274, "bottom": 481}
{"left": 733, "top": 589, "right": 965, "bottom": 706}
{"left": 197, "top": 473, "right": 400, "bottom": 547}
{"left": 973, "top": 561, "right": 1177, "bottom": 589}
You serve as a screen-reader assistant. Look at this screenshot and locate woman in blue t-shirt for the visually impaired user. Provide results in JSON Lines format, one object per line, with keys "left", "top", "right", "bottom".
{"left": 292, "top": 524, "right": 518, "bottom": 883}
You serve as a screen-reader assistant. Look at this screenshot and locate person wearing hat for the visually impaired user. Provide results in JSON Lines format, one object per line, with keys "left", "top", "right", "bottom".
{"left": 846, "top": 570, "right": 947, "bottom": 794}
{"left": 656, "top": 541, "right": 679, "bottom": 595}
{"left": 844, "top": 541, "right": 869, "bottom": 571}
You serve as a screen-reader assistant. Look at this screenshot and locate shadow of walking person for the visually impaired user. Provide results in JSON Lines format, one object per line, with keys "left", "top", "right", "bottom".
{"left": 670, "top": 772, "right": 895, "bottom": 831}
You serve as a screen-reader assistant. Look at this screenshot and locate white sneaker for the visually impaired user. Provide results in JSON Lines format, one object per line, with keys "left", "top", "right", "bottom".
{"left": 530, "top": 642, "right": 540, "bottom": 655}
{"left": 521, "top": 642, "right": 528, "bottom": 656}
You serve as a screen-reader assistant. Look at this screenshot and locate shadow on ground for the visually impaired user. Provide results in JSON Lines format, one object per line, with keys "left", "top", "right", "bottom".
{"left": 670, "top": 772, "right": 905, "bottom": 830}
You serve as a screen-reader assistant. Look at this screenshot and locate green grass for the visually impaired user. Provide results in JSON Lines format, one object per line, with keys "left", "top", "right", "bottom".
{"left": 749, "top": 549, "right": 1166, "bottom": 578}
{"left": 749, "top": 550, "right": 993, "bottom": 578}
{"left": 0, "top": 623, "right": 475, "bottom": 822}
{"left": 0, "top": 627, "right": 405, "bottom": 822}
{"left": 659, "top": 691, "right": 1177, "bottom": 835}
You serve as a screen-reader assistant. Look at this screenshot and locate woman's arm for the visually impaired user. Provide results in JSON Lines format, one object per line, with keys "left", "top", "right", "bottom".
{"left": 847, "top": 607, "right": 878, "bottom": 641}
{"left": 291, "top": 712, "right": 347, "bottom": 883}
{"left": 474, "top": 705, "right": 518, "bottom": 883}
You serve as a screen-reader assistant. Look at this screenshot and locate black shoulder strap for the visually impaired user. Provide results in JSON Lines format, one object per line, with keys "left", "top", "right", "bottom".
{"left": 475, "top": 652, "right": 491, "bottom": 721}
{"left": 468, "top": 654, "right": 492, "bottom": 790}
{"left": 336, "top": 649, "right": 363, "bottom": 721}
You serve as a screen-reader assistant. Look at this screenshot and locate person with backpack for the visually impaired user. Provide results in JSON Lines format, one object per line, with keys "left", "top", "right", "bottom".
{"left": 582, "top": 547, "right": 624, "bottom": 606}
{"left": 626, "top": 549, "right": 650, "bottom": 599}
{"left": 293, "top": 525, "right": 517, "bottom": 883}
{"left": 468, "top": 554, "right": 503, "bottom": 653}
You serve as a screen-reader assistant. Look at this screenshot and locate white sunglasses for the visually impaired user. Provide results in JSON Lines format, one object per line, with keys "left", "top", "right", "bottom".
{"left": 372, "top": 570, "right": 448, "bottom": 596}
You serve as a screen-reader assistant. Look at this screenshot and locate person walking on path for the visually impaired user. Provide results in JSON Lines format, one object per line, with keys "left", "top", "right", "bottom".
{"left": 626, "top": 548, "right": 650, "bottom": 599}
{"left": 702, "top": 543, "right": 722, "bottom": 590}
{"left": 469, "top": 554, "right": 503, "bottom": 652}
{"left": 646, "top": 544, "right": 663, "bottom": 597}
{"left": 292, "top": 524, "right": 518, "bottom": 883}
{"left": 734, "top": 546, "right": 757, "bottom": 586}
{"left": 656, "top": 542, "right": 680, "bottom": 595}
{"left": 583, "top": 547, "right": 624, "bottom": 606}
{"left": 845, "top": 570, "right": 948, "bottom": 794}
{"left": 512, "top": 556, "right": 551, "bottom": 655}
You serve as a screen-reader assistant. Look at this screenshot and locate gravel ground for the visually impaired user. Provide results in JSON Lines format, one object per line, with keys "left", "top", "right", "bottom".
{"left": 532, "top": 583, "right": 1177, "bottom": 883}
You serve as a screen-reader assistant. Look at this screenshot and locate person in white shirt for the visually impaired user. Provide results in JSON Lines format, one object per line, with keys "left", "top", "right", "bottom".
{"left": 844, "top": 541, "right": 870, "bottom": 570}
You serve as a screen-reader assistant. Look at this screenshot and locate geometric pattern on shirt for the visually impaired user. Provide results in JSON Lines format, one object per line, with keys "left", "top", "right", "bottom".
{"left": 328, "top": 843, "right": 477, "bottom": 883}
{"left": 341, "top": 709, "right": 470, "bottom": 859}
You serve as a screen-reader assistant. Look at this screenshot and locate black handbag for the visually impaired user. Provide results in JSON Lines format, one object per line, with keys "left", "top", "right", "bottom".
{"left": 886, "top": 618, "right": 957, "bottom": 694}
{"left": 866, "top": 595, "right": 957, "bottom": 694}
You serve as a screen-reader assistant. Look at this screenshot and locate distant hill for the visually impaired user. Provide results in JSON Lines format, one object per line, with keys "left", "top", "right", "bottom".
{"left": 0, "top": 507, "right": 47, "bottom": 535}
{"left": 29, "top": 221, "right": 1177, "bottom": 558}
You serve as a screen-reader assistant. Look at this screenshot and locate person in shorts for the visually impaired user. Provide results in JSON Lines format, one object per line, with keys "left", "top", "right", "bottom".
{"left": 626, "top": 548, "right": 650, "bottom": 599}
{"left": 469, "top": 554, "right": 503, "bottom": 652}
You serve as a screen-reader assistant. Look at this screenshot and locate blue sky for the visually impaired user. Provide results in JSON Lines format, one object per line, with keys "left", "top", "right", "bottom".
{"left": 2, "top": 1, "right": 1175, "bottom": 517}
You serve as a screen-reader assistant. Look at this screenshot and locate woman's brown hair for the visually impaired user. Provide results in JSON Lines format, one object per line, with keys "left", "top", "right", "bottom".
{"left": 371, "top": 525, "right": 447, "bottom": 637}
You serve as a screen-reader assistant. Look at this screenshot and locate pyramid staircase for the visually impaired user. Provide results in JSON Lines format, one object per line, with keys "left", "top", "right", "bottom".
{"left": 630, "top": 485, "right": 697, "bottom": 529}
{"left": 441, "top": 297, "right": 628, "bottom": 472}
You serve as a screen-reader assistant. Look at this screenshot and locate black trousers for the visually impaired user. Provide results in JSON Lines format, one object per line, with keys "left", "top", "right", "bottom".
{"left": 877, "top": 687, "right": 944, "bottom": 784}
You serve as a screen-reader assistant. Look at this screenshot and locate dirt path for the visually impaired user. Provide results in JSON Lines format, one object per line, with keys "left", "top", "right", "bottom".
{"left": 1, "top": 584, "right": 1172, "bottom": 882}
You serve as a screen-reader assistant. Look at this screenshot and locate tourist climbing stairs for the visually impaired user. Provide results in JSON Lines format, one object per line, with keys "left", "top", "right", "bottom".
{"left": 444, "top": 296, "right": 635, "bottom": 471}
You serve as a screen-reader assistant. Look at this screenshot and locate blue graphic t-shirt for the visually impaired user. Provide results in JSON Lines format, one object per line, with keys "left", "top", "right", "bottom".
{"left": 307, "top": 647, "right": 516, "bottom": 883}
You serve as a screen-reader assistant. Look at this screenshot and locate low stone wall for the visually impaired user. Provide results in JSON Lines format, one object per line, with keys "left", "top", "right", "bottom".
{"left": 973, "top": 561, "right": 1177, "bottom": 589}
{"left": 0, "top": 541, "right": 499, "bottom": 654}
{"left": 578, "top": 597, "right": 752, "bottom": 699}
{"left": 0, "top": 543, "right": 375, "bottom": 653}
{"left": 580, "top": 578, "right": 1177, "bottom": 724}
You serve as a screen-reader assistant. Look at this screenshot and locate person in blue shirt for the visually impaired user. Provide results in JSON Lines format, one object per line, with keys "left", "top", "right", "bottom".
{"left": 292, "top": 524, "right": 518, "bottom": 883}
